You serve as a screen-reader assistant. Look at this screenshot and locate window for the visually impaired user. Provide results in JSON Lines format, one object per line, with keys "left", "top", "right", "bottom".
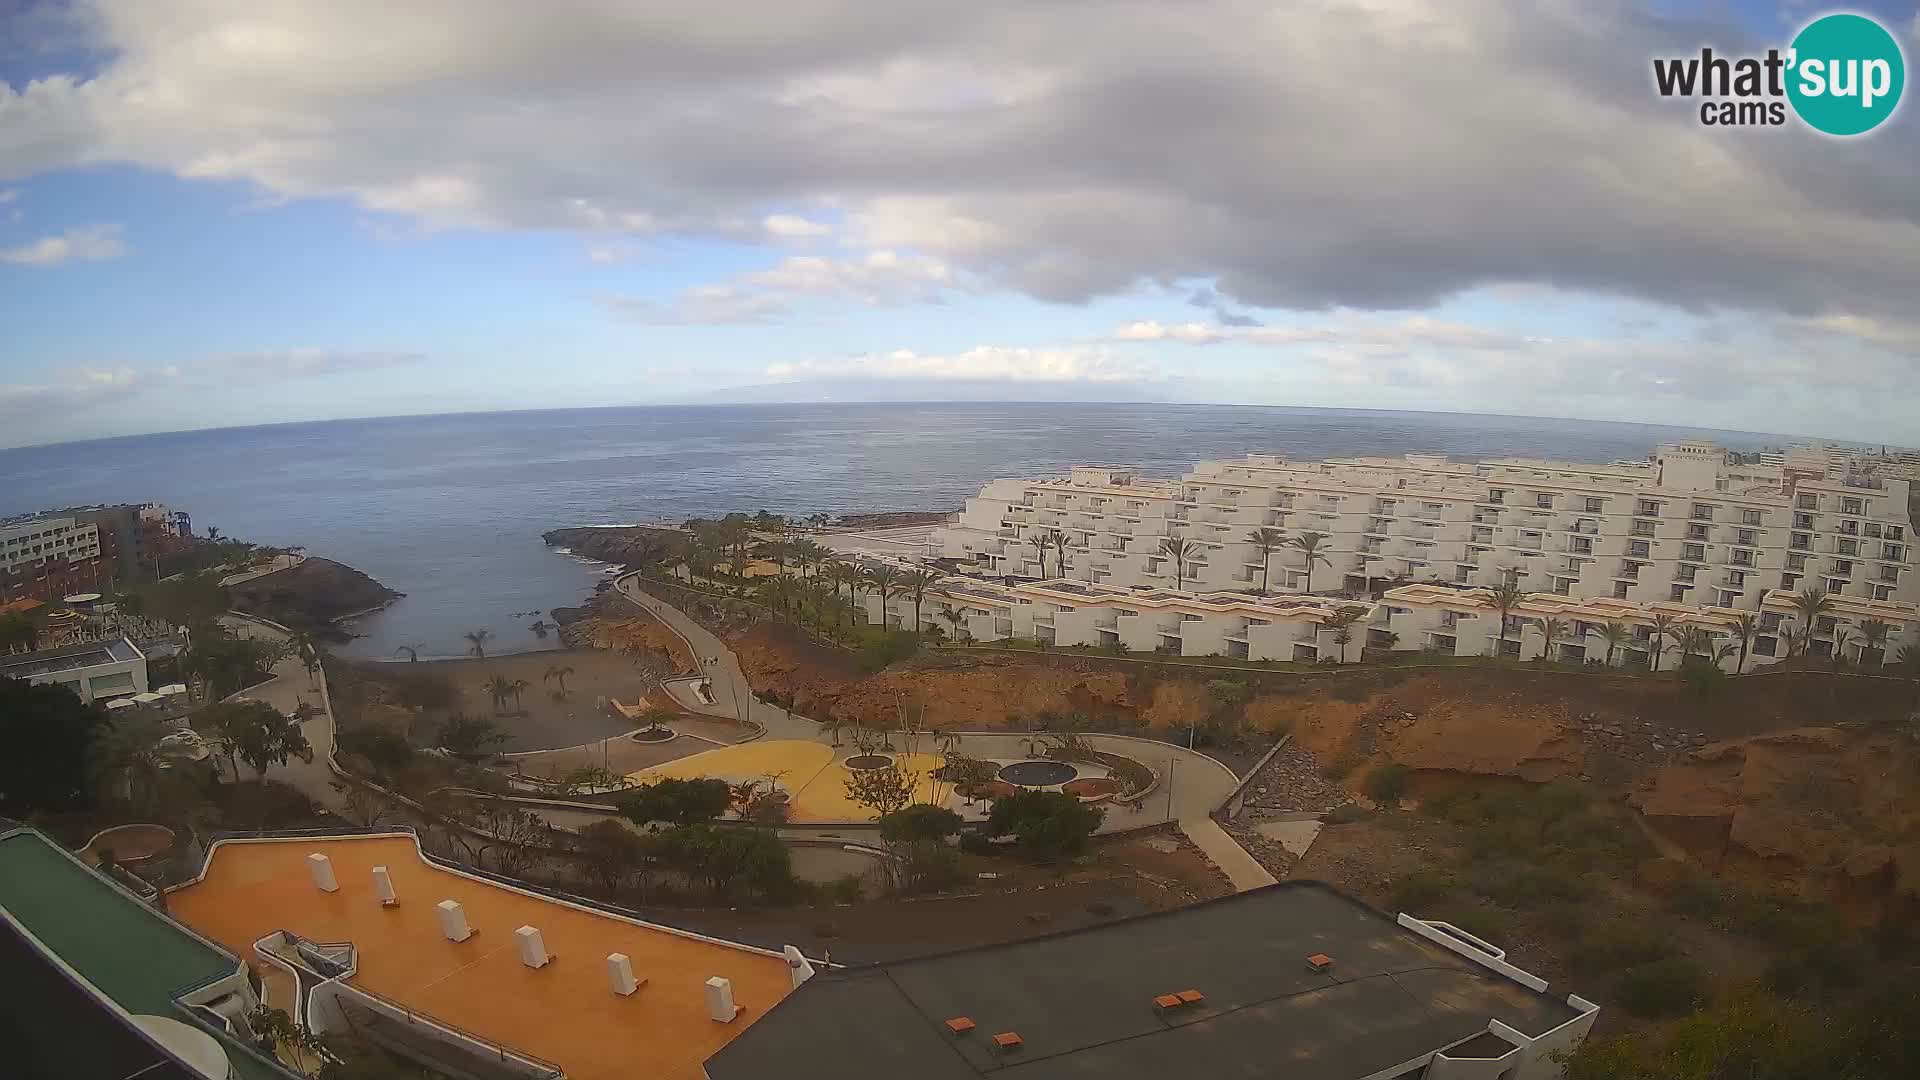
{"left": 1455, "top": 566, "right": 1470, "bottom": 583}
{"left": 1790, "top": 532, "right": 1811, "bottom": 550}
{"left": 1731, "top": 550, "right": 1753, "bottom": 567}
{"left": 1838, "top": 539, "right": 1858, "bottom": 555}
{"left": 1816, "top": 615, "right": 1837, "bottom": 633}
{"left": 1675, "top": 566, "right": 1696, "bottom": 583}
{"left": 1782, "top": 573, "right": 1800, "bottom": 589}
{"left": 1613, "top": 582, "right": 1630, "bottom": 599}
{"left": 1670, "top": 584, "right": 1688, "bottom": 601}
{"left": 1883, "top": 544, "right": 1906, "bottom": 561}
{"left": 1735, "top": 529, "right": 1756, "bottom": 546}
{"left": 1875, "top": 585, "right": 1895, "bottom": 601}
{"left": 1687, "top": 523, "right": 1708, "bottom": 540}
{"left": 1681, "top": 543, "right": 1705, "bottom": 561}
{"left": 1487, "top": 488, "right": 1506, "bottom": 504}
{"left": 1754, "top": 635, "right": 1778, "bottom": 657}
{"left": 1728, "top": 570, "right": 1745, "bottom": 586}
{"left": 1880, "top": 566, "right": 1900, "bottom": 583}
{"left": 1631, "top": 520, "right": 1656, "bottom": 537}
{"left": 1535, "top": 493, "right": 1554, "bottom": 509}
{"left": 1637, "top": 499, "right": 1661, "bottom": 515}
{"left": 1825, "top": 578, "right": 1846, "bottom": 593}
{"left": 1794, "top": 513, "right": 1814, "bottom": 530}
{"left": 1719, "top": 591, "right": 1737, "bottom": 607}
{"left": 1628, "top": 540, "right": 1650, "bottom": 558}
{"left": 1890, "top": 526, "right": 1906, "bottom": 541}
{"left": 1761, "top": 612, "right": 1782, "bottom": 631}
{"left": 1571, "top": 537, "right": 1592, "bottom": 554}
{"left": 1584, "top": 497, "right": 1604, "bottom": 513}
{"left": 1787, "top": 554, "right": 1807, "bottom": 571}
{"left": 1742, "top": 509, "right": 1762, "bottom": 526}
{"left": 1798, "top": 494, "right": 1818, "bottom": 509}
{"left": 1842, "top": 497, "right": 1864, "bottom": 515}
{"left": 1691, "top": 503, "right": 1714, "bottom": 520}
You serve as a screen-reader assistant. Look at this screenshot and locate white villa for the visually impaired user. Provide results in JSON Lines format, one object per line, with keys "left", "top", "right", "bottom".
{"left": 851, "top": 440, "right": 1920, "bottom": 670}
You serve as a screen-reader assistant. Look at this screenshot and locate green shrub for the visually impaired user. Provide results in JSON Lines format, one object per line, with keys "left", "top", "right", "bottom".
{"left": 1389, "top": 870, "right": 1459, "bottom": 912}
{"left": 1469, "top": 861, "right": 1593, "bottom": 908}
{"left": 1665, "top": 872, "right": 1725, "bottom": 918}
{"left": 1570, "top": 922, "right": 1675, "bottom": 977}
{"left": 898, "top": 839, "right": 967, "bottom": 894}
{"left": 985, "top": 790, "right": 1104, "bottom": 861}
{"left": 1615, "top": 958, "right": 1709, "bottom": 1018}
{"left": 1364, "top": 763, "right": 1411, "bottom": 807}
{"left": 879, "top": 804, "right": 963, "bottom": 844}
{"left": 957, "top": 830, "right": 998, "bottom": 855}
{"left": 857, "top": 631, "right": 922, "bottom": 672}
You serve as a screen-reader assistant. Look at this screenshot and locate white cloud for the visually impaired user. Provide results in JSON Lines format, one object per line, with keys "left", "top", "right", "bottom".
{"left": 608, "top": 249, "right": 967, "bottom": 324}
{"left": 767, "top": 345, "right": 1157, "bottom": 383}
{"left": 0, "top": 224, "right": 125, "bottom": 265}
{"left": 601, "top": 285, "right": 791, "bottom": 325}
{"left": 762, "top": 213, "right": 831, "bottom": 239}
{"left": 586, "top": 244, "right": 632, "bottom": 264}
{"left": 0, "top": 189, "right": 18, "bottom": 203}
{"left": 0, "top": 351, "right": 424, "bottom": 420}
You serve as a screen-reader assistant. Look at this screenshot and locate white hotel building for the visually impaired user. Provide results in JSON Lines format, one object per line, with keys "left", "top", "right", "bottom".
{"left": 888, "top": 442, "right": 1920, "bottom": 669}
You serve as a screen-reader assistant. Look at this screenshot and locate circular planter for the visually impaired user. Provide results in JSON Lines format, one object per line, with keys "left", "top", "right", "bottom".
{"left": 629, "top": 726, "right": 676, "bottom": 743}
{"left": 1062, "top": 777, "right": 1120, "bottom": 800}
{"left": 85, "top": 823, "right": 175, "bottom": 864}
{"left": 843, "top": 754, "right": 894, "bottom": 772}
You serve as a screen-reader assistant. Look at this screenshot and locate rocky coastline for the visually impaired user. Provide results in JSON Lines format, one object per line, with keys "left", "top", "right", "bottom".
{"left": 226, "top": 556, "right": 403, "bottom": 639}
{"left": 542, "top": 525, "right": 679, "bottom": 568}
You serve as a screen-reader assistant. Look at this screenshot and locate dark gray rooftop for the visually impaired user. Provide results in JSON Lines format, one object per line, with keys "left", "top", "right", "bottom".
{"left": 0, "top": 636, "right": 142, "bottom": 679}
{"left": 705, "top": 882, "right": 1578, "bottom": 1080}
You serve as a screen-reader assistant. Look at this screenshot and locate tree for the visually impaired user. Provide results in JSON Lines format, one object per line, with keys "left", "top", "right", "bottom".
{"left": 0, "top": 612, "right": 37, "bottom": 652}
{"left": 880, "top": 804, "right": 963, "bottom": 844}
{"left": 576, "top": 819, "right": 649, "bottom": 899}
{"left": 463, "top": 628, "right": 492, "bottom": 660}
{"left": 1489, "top": 580, "right": 1528, "bottom": 658}
{"left": 1157, "top": 536, "right": 1201, "bottom": 591}
{"left": 1326, "top": 604, "right": 1368, "bottom": 658}
{"left": 506, "top": 677, "right": 530, "bottom": 711}
{"left": 1026, "top": 532, "right": 1050, "bottom": 578}
{"left": 435, "top": 714, "right": 508, "bottom": 759}
{"left": 482, "top": 674, "right": 516, "bottom": 713}
{"left": 1729, "top": 612, "right": 1760, "bottom": 674}
{"left": 939, "top": 606, "right": 971, "bottom": 643}
{"left": 1788, "top": 587, "right": 1834, "bottom": 668}
{"left": 1245, "top": 527, "right": 1287, "bottom": 594}
{"left": 864, "top": 565, "right": 900, "bottom": 627}
{"left": 1830, "top": 624, "right": 1859, "bottom": 671}
{"left": 334, "top": 725, "right": 414, "bottom": 775}
{"left": 286, "top": 630, "right": 321, "bottom": 688}
{"left": 205, "top": 526, "right": 222, "bottom": 542}
{"left": 1858, "top": 619, "right": 1891, "bottom": 668}
{"left": 654, "top": 823, "right": 793, "bottom": 899}
{"left": 900, "top": 568, "right": 942, "bottom": 633}
{"left": 247, "top": 1005, "right": 327, "bottom": 1074}
{"left": 636, "top": 705, "right": 676, "bottom": 737}
{"left": 823, "top": 562, "right": 859, "bottom": 626}
{"left": 985, "top": 790, "right": 1104, "bottom": 860}
{"left": 185, "top": 632, "right": 280, "bottom": 697}
{"left": 203, "top": 700, "right": 312, "bottom": 780}
{"left": 1537, "top": 617, "right": 1569, "bottom": 663}
{"left": 1647, "top": 612, "right": 1677, "bottom": 671}
{"left": 617, "top": 777, "right": 733, "bottom": 826}
{"left": 543, "top": 664, "right": 574, "bottom": 699}
{"left": 844, "top": 763, "right": 919, "bottom": 818}
{"left": 1045, "top": 528, "right": 1072, "bottom": 579}
{"left": 89, "top": 713, "right": 174, "bottom": 814}
{"left": 1289, "top": 531, "right": 1333, "bottom": 594}
{"left": 1588, "top": 620, "right": 1631, "bottom": 668}
{"left": 0, "top": 678, "right": 106, "bottom": 815}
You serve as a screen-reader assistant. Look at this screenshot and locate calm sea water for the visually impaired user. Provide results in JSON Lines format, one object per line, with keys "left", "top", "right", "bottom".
{"left": 0, "top": 403, "right": 1791, "bottom": 659}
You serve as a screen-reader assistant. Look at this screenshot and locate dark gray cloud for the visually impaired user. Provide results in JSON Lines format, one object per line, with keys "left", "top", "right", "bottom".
{"left": 2, "top": 1, "right": 1916, "bottom": 319}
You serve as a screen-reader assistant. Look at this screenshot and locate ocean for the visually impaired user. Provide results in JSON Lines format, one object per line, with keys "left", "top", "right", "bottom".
{"left": 0, "top": 402, "right": 1793, "bottom": 660}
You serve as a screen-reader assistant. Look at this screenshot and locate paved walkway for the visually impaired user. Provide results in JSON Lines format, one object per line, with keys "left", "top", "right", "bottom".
{"left": 613, "top": 576, "right": 818, "bottom": 740}
{"left": 218, "top": 615, "right": 344, "bottom": 809}
{"left": 1179, "top": 817, "right": 1279, "bottom": 892}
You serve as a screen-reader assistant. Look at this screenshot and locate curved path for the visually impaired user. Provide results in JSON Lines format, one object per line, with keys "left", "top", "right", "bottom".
{"left": 612, "top": 574, "right": 1272, "bottom": 890}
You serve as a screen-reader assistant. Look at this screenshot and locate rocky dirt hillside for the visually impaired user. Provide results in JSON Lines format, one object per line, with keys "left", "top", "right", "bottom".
{"left": 226, "top": 557, "right": 401, "bottom": 635}
{"left": 542, "top": 525, "right": 679, "bottom": 567}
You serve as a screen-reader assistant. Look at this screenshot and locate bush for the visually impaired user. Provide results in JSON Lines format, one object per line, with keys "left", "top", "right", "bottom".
{"left": 335, "top": 726, "right": 415, "bottom": 775}
{"left": 617, "top": 777, "right": 733, "bottom": 826}
{"left": 898, "top": 838, "right": 967, "bottom": 894}
{"left": 985, "top": 790, "right": 1104, "bottom": 861}
{"left": 652, "top": 824, "right": 794, "bottom": 900}
{"left": 1678, "top": 657, "right": 1729, "bottom": 698}
{"left": 1615, "top": 958, "right": 1709, "bottom": 1018}
{"left": 1389, "top": 870, "right": 1458, "bottom": 912}
{"left": 1469, "top": 860, "right": 1593, "bottom": 908}
{"left": 958, "top": 830, "right": 999, "bottom": 855}
{"left": 1665, "top": 872, "right": 1725, "bottom": 918}
{"left": 857, "top": 631, "right": 921, "bottom": 672}
{"left": 1569, "top": 922, "right": 1675, "bottom": 977}
{"left": 1364, "top": 763, "right": 1411, "bottom": 807}
{"left": 879, "top": 805, "right": 963, "bottom": 844}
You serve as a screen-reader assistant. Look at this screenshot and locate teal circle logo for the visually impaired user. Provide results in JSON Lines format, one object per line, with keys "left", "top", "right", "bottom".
{"left": 1787, "top": 13, "right": 1905, "bottom": 136}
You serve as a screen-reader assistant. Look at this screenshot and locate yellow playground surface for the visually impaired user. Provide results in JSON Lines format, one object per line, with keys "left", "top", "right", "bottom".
{"left": 628, "top": 740, "right": 949, "bottom": 822}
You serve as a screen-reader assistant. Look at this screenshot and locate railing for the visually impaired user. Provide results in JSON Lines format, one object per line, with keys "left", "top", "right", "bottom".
{"left": 333, "top": 980, "right": 564, "bottom": 1078}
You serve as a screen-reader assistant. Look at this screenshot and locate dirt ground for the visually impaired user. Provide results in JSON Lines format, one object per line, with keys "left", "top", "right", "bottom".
{"left": 368, "top": 649, "right": 654, "bottom": 751}
{"left": 650, "top": 828, "right": 1232, "bottom": 963}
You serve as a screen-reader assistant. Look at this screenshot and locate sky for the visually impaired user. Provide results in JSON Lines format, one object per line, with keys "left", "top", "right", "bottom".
{"left": 2, "top": 0, "right": 1918, "bottom": 449}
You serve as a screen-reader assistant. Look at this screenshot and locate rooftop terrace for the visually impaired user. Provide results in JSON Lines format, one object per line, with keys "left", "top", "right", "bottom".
{"left": 0, "top": 635, "right": 143, "bottom": 679}
{"left": 167, "top": 833, "right": 796, "bottom": 1080}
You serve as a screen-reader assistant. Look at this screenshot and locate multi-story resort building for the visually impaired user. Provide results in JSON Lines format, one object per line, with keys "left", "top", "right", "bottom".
{"left": 901, "top": 441, "right": 1920, "bottom": 668}
{"left": 0, "top": 512, "right": 114, "bottom": 603}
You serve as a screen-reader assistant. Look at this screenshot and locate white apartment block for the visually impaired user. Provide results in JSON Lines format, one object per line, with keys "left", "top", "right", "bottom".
{"left": 899, "top": 440, "right": 1920, "bottom": 668}
{"left": 934, "top": 441, "right": 1916, "bottom": 614}
{"left": 0, "top": 514, "right": 102, "bottom": 575}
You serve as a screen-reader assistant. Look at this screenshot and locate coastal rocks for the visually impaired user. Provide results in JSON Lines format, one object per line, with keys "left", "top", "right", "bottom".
{"left": 542, "top": 526, "right": 679, "bottom": 568}
{"left": 226, "top": 557, "right": 401, "bottom": 636}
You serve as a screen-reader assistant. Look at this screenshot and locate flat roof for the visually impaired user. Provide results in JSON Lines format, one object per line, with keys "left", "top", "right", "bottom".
{"left": 0, "top": 635, "right": 143, "bottom": 679}
{"left": 706, "top": 881, "right": 1580, "bottom": 1080}
{"left": 0, "top": 917, "right": 200, "bottom": 1080}
{"left": 167, "top": 834, "right": 796, "bottom": 1080}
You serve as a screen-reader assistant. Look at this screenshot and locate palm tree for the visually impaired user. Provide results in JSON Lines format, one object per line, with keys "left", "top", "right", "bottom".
{"left": 507, "top": 678, "right": 530, "bottom": 711}
{"left": 483, "top": 674, "right": 516, "bottom": 713}
{"left": 1157, "top": 537, "right": 1201, "bottom": 591}
{"left": 1589, "top": 621, "right": 1631, "bottom": 667}
{"left": 1488, "top": 580, "right": 1528, "bottom": 658}
{"left": 1537, "top": 617, "right": 1568, "bottom": 663}
{"left": 464, "top": 629, "right": 492, "bottom": 660}
{"left": 90, "top": 714, "right": 172, "bottom": 813}
{"left": 1830, "top": 625, "right": 1858, "bottom": 671}
{"left": 1325, "top": 605, "right": 1368, "bottom": 660}
{"left": 1788, "top": 587, "right": 1834, "bottom": 668}
{"left": 1647, "top": 612, "right": 1677, "bottom": 671}
{"left": 1858, "top": 619, "right": 1891, "bottom": 668}
{"left": 864, "top": 565, "right": 900, "bottom": 627}
{"left": 1045, "top": 529, "right": 1072, "bottom": 580}
{"left": 823, "top": 561, "right": 857, "bottom": 626}
{"left": 1289, "top": 532, "right": 1333, "bottom": 594}
{"left": 543, "top": 664, "right": 574, "bottom": 699}
{"left": 939, "top": 606, "right": 970, "bottom": 643}
{"left": 901, "top": 568, "right": 942, "bottom": 633}
{"left": 1728, "top": 612, "right": 1759, "bottom": 674}
{"left": 206, "top": 526, "right": 222, "bottom": 542}
{"left": 1246, "top": 527, "right": 1286, "bottom": 594}
{"left": 1026, "top": 533, "right": 1050, "bottom": 578}
{"left": 1673, "top": 624, "right": 1719, "bottom": 666}
{"left": 287, "top": 630, "right": 321, "bottom": 688}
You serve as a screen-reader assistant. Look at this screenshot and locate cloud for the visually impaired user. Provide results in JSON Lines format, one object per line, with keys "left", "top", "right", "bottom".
{"left": 767, "top": 344, "right": 1158, "bottom": 383}
{"left": 0, "top": 350, "right": 424, "bottom": 419}
{"left": 5, "top": 2, "right": 1916, "bottom": 322}
{"left": 0, "top": 189, "right": 18, "bottom": 204}
{"left": 204, "top": 349, "right": 426, "bottom": 380}
{"left": 607, "top": 249, "right": 966, "bottom": 324}
{"left": 601, "top": 285, "right": 792, "bottom": 325}
{"left": 0, "top": 366, "right": 155, "bottom": 418}
{"left": 762, "top": 213, "right": 832, "bottom": 239}
{"left": 0, "top": 224, "right": 125, "bottom": 265}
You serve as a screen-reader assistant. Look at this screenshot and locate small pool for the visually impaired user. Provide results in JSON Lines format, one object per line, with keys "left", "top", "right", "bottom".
{"left": 998, "top": 760, "right": 1078, "bottom": 787}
